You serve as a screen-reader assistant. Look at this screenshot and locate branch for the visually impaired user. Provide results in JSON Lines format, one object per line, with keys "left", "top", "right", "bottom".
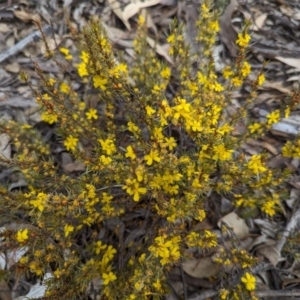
{"left": 0, "top": 25, "right": 52, "bottom": 63}
{"left": 187, "top": 263, "right": 273, "bottom": 300}
{"left": 276, "top": 207, "right": 300, "bottom": 253}
{"left": 256, "top": 289, "right": 300, "bottom": 298}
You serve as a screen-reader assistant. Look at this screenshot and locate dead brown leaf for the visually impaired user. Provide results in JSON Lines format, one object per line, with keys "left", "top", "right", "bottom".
{"left": 253, "top": 220, "right": 278, "bottom": 239}
{"left": 275, "top": 56, "right": 300, "bottom": 69}
{"left": 0, "top": 23, "right": 10, "bottom": 33}
{"left": 247, "top": 139, "right": 279, "bottom": 155}
{"left": 282, "top": 277, "right": 300, "bottom": 287}
{"left": 184, "top": 2, "right": 201, "bottom": 54}
{"left": 259, "top": 81, "right": 291, "bottom": 94}
{"left": 182, "top": 257, "right": 222, "bottom": 278}
{"left": 279, "top": 4, "right": 295, "bottom": 18}
{"left": 146, "top": 37, "right": 173, "bottom": 64}
{"left": 0, "top": 133, "right": 11, "bottom": 159}
{"left": 4, "top": 62, "right": 20, "bottom": 73}
{"left": 266, "top": 155, "right": 290, "bottom": 169}
{"left": 218, "top": 212, "right": 249, "bottom": 239}
{"left": 219, "top": 0, "right": 238, "bottom": 57}
{"left": 286, "top": 188, "right": 300, "bottom": 209}
{"left": 191, "top": 218, "right": 214, "bottom": 232}
{"left": 251, "top": 13, "right": 268, "bottom": 31}
{"left": 13, "top": 10, "right": 41, "bottom": 23}
{"left": 142, "top": 9, "right": 157, "bottom": 35}
{"left": 0, "top": 280, "right": 12, "bottom": 300}
{"left": 257, "top": 244, "right": 282, "bottom": 267}
{"left": 63, "top": 162, "right": 86, "bottom": 173}
{"left": 108, "top": 0, "right": 161, "bottom": 30}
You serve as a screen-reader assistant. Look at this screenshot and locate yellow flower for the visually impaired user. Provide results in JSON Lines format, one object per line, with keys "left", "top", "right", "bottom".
{"left": 86, "top": 108, "right": 98, "bottom": 120}
{"left": 30, "top": 200, "right": 44, "bottom": 211}
{"left": 78, "top": 62, "right": 88, "bottom": 77}
{"left": 19, "top": 256, "right": 28, "bottom": 264}
{"left": 138, "top": 15, "right": 145, "bottom": 25}
{"left": 128, "top": 122, "right": 140, "bottom": 133}
{"left": 246, "top": 154, "right": 267, "bottom": 173}
{"left": 248, "top": 123, "right": 262, "bottom": 134}
{"left": 266, "top": 110, "right": 280, "bottom": 125}
{"left": 186, "top": 232, "right": 199, "bottom": 247}
{"left": 123, "top": 178, "right": 147, "bottom": 201}
{"left": 201, "top": 3, "right": 209, "bottom": 13}
{"left": 30, "top": 192, "right": 48, "bottom": 212}
{"left": 94, "top": 241, "right": 107, "bottom": 254}
{"left": 60, "top": 82, "right": 70, "bottom": 94}
{"left": 285, "top": 107, "right": 290, "bottom": 118}
{"left": 80, "top": 51, "right": 89, "bottom": 63}
{"left": 98, "top": 138, "right": 116, "bottom": 155}
{"left": 236, "top": 33, "right": 251, "bottom": 47}
{"left": 21, "top": 124, "right": 32, "bottom": 129}
{"left": 160, "top": 67, "right": 171, "bottom": 79}
{"left": 135, "top": 165, "right": 144, "bottom": 182}
{"left": 47, "top": 78, "right": 56, "bottom": 86}
{"left": 282, "top": 143, "right": 293, "bottom": 157}
{"left": 99, "top": 155, "right": 112, "bottom": 165}
{"left": 153, "top": 279, "right": 162, "bottom": 291}
{"left": 115, "top": 63, "right": 127, "bottom": 73}
{"left": 212, "top": 144, "right": 233, "bottom": 161}
{"left": 144, "top": 149, "right": 161, "bottom": 165}
{"left": 195, "top": 209, "right": 206, "bottom": 221}
{"left": 103, "top": 245, "right": 117, "bottom": 263}
{"left": 146, "top": 106, "right": 155, "bottom": 116}
{"left": 125, "top": 145, "right": 136, "bottom": 160}
{"left": 93, "top": 75, "right": 107, "bottom": 90}
{"left": 213, "top": 82, "right": 224, "bottom": 92}
{"left": 29, "top": 261, "right": 43, "bottom": 276}
{"left": 241, "top": 61, "right": 251, "bottom": 77}
{"left": 42, "top": 93, "right": 52, "bottom": 101}
{"left": 223, "top": 66, "right": 234, "bottom": 79}
{"left": 16, "top": 229, "right": 28, "bottom": 243}
{"left": 208, "top": 20, "right": 220, "bottom": 32}
{"left": 257, "top": 74, "right": 265, "bottom": 85}
{"left": 59, "top": 47, "right": 72, "bottom": 60}
{"left": 64, "top": 136, "right": 78, "bottom": 151}
{"left": 64, "top": 224, "right": 74, "bottom": 237}
{"left": 101, "top": 193, "right": 113, "bottom": 204}
{"left": 59, "top": 47, "right": 69, "bottom": 55}
{"left": 163, "top": 137, "right": 177, "bottom": 150}
{"left": 241, "top": 272, "right": 256, "bottom": 291}
{"left": 102, "top": 271, "right": 117, "bottom": 285}
{"left": 261, "top": 200, "right": 277, "bottom": 216}
{"left": 173, "top": 98, "right": 191, "bottom": 120}
{"left": 231, "top": 76, "right": 243, "bottom": 87}
{"left": 199, "top": 230, "right": 218, "bottom": 248}
{"left": 134, "top": 281, "right": 144, "bottom": 291}
{"left": 167, "top": 34, "right": 175, "bottom": 43}
{"left": 217, "top": 123, "right": 233, "bottom": 135}
{"left": 220, "top": 289, "right": 229, "bottom": 300}
{"left": 41, "top": 112, "right": 57, "bottom": 124}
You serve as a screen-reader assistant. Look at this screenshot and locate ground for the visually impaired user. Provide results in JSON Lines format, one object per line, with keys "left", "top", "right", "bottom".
{"left": 1, "top": 0, "right": 300, "bottom": 299}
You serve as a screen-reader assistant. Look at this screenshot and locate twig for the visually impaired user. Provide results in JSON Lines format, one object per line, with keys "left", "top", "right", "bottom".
{"left": 187, "top": 290, "right": 218, "bottom": 300}
{"left": 180, "top": 264, "right": 188, "bottom": 300}
{"left": 256, "top": 289, "right": 300, "bottom": 298}
{"left": 0, "top": 25, "right": 52, "bottom": 64}
{"left": 186, "top": 263, "right": 273, "bottom": 300}
{"left": 188, "top": 289, "right": 300, "bottom": 300}
{"left": 276, "top": 206, "right": 300, "bottom": 253}
{"left": 0, "top": 279, "right": 12, "bottom": 300}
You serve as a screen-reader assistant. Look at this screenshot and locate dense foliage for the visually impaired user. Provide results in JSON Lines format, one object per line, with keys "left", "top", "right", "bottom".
{"left": 0, "top": 1, "right": 299, "bottom": 299}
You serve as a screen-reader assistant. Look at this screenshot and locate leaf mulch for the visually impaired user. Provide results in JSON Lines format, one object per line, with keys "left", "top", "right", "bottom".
{"left": 1, "top": 0, "right": 300, "bottom": 299}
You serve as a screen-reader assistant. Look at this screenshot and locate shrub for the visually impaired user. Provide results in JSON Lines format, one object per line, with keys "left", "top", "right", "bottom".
{"left": 0, "top": 1, "right": 299, "bottom": 299}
